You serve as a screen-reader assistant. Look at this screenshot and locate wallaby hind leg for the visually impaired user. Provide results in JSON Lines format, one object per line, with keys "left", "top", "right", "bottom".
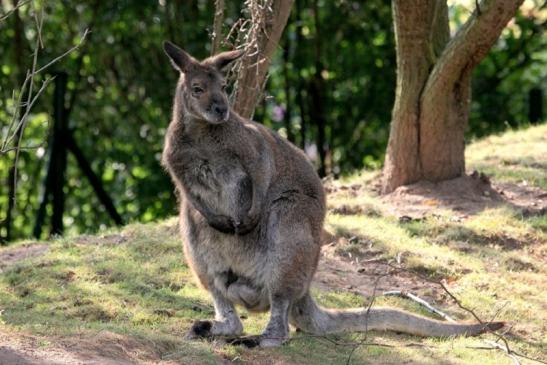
{"left": 187, "top": 286, "right": 243, "bottom": 339}
{"left": 229, "top": 198, "right": 321, "bottom": 348}
{"left": 227, "top": 294, "right": 291, "bottom": 348}
{"left": 258, "top": 294, "right": 291, "bottom": 347}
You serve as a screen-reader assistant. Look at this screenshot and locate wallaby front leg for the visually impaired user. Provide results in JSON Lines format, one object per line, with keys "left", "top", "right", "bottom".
{"left": 187, "top": 287, "right": 243, "bottom": 339}
{"left": 187, "top": 193, "right": 235, "bottom": 234}
{"left": 236, "top": 171, "right": 269, "bottom": 234}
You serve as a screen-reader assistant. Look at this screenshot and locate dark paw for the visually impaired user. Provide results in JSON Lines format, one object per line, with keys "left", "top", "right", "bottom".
{"left": 225, "top": 335, "right": 261, "bottom": 348}
{"left": 234, "top": 217, "right": 259, "bottom": 235}
{"left": 208, "top": 215, "right": 236, "bottom": 234}
{"left": 186, "top": 320, "right": 213, "bottom": 340}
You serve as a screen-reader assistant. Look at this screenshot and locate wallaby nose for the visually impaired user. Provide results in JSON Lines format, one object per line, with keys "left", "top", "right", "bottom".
{"left": 213, "top": 105, "right": 228, "bottom": 116}
{"left": 213, "top": 104, "right": 228, "bottom": 119}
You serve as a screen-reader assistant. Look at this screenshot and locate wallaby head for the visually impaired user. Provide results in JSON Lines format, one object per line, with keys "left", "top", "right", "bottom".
{"left": 163, "top": 41, "right": 243, "bottom": 124}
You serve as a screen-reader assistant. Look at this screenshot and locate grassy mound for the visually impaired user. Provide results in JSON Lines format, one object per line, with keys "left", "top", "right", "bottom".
{"left": 1, "top": 124, "right": 545, "bottom": 364}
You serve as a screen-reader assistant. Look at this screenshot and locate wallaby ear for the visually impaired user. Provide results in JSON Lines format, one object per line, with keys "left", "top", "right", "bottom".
{"left": 163, "top": 41, "right": 196, "bottom": 73}
{"left": 207, "top": 50, "right": 244, "bottom": 72}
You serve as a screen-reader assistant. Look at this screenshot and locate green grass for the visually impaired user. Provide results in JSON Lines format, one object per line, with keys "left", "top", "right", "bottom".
{"left": 0, "top": 124, "right": 546, "bottom": 364}
{"left": 466, "top": 124, "right": 547, "bottom": 189}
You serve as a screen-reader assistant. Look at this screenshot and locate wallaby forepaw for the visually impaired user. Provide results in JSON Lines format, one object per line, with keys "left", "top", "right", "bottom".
{"left": 186, "top": 320, "right": 213, "bottom": 340}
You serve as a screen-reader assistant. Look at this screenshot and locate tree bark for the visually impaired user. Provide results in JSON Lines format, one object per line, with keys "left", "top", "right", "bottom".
{"left": 382, "top": 0, "right": 524, "bottom": 193}
{"left": 232, "top": 0, "right": 294, "bottom": 119}
{"left": 211, "top": 0, "right": 225, "bottom": 55}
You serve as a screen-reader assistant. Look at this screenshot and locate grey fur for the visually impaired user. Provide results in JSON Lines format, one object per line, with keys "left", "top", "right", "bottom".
{"left": 161, "top": 42, "right": 504, "bottom": 347}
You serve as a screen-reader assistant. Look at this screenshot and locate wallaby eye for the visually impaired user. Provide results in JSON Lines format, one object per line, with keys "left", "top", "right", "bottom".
{"left": 192, "top": 86, "right": 204, "bottom": 94}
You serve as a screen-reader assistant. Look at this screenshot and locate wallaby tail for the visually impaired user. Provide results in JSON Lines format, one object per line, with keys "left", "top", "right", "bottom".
{"left": 289, "top": 293, "right": 504, "bottom": 337}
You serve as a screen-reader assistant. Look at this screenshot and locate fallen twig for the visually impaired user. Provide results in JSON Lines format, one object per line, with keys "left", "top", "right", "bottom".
{"left": 484, "top": 340, "right": 521, "bottom": 365}
{"left": 382, "top": 290, "right": 457, "bottom": 322}
{"left": 376, "top": 261, "right": 545, "bottom": 365}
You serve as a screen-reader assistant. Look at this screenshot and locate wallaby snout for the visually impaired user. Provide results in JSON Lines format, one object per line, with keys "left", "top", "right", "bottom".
{"left": 210, "top": 97, "right": 229, "bottom": 122}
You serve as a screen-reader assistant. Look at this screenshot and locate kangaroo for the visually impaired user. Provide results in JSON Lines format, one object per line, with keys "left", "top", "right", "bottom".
{"left": 161, "top": 41, "right": 504, "bottom": 348}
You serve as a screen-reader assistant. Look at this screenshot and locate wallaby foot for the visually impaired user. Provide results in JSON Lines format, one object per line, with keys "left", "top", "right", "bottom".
{"left": 186, "top": 318, "right": 244, "bottom": 340}
{"left": 186, "top": 320, "right": 213, "bottom": 339}
{"left": 187, "top": 289, "right": 244, "bottom": 340}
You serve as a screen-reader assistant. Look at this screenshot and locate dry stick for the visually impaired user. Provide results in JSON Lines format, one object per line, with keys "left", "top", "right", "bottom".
{"left": 11, "top": 8, "right": 43, "bottom": 209}
{"left": 0, "top": 6, "right": 44, "bottom": 152}
{"left": 382, "top": 290, "right": 457, "bottom": 323}
{"left": 2, "top": 77, "right": 30, "bottom": 152}
{"left": 466, "top": 343, "right": 547, "bottom": 365}
{"left": 378, "top": 262, "right": 544, "bottom": 364}
{"left": 345, "top": 265, "right": 395, "bottom": 365}
{"left": 381, "top": 262, "right": 485, "bottom": 323}
{"left": 484, "top": 340, "right": 521, "bottom": 365}
{"left": 34, "top": 28, "right": 89, "bottom": 75}
{"left": 2, "top": 29, "right": 89, "bottom": 152}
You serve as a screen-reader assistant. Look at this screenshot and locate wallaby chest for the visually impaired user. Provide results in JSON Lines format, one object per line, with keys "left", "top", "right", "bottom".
{"left": 174, "top": 124, "right": 253, "bottom": 221}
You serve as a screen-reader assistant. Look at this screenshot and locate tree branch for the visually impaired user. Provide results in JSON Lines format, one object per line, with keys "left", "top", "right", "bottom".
{"left": 424, "top": 0, "right": 524, "bottom": 96}
{"left": 0, "top": 0, "right": 30, "bottom": 22}
{"left": 232, "top": 0, "right": 294, "bottom": 119}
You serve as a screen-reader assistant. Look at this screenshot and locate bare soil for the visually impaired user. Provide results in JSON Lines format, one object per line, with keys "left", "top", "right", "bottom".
{"left": 313, "top": 242, "right": 445, "bottom": 305}
{"left": 382, "top": 173, "right": 547, "bottom": 219}
{"left": 0, "top": 243, "right": 48, "bottom": 274}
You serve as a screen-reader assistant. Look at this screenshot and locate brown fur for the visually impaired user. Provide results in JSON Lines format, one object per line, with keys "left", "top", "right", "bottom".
{"left": 161, "top": 41, "right": 504, "bottom": 347}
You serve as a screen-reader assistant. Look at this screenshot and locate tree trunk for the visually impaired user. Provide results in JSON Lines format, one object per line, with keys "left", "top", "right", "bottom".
{"left": 309, "top": 0, "right": 327, "bottom": 177}
{"left": 232, "top": 0, "right": 294, "bottom": 119}
{"left": 282, "top": 40, "right": 295, "bottom": 142}
{"left": 211, "top": 0, "right": 225, "bottom": 55}
{"left": 382, "top": 0, "right": 524, "bottom": 193}
{"left": 294, "top": 0, "right": 307, "bottom": 150}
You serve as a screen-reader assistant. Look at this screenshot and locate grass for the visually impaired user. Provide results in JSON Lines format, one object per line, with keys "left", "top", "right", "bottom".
{"left": 0, "top": 124, "right": 546, "bottom": 364}
{"left": 466, "top": 123, "right": 547, "bottom": 189}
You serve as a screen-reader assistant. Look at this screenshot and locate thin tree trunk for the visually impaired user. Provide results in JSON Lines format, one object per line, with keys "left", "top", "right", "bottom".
{"left": 382, "top": 0, "right": 524, "bottom": 193}
{"left": 211, "top": 0, "right": 225, "bottom": 55}
{"left": 282, "top": 38, "right": 295, "bottom": 142}
{"left": 294, "top": 0, "right": 306, "bottom": 149}
{"left": 310, "top": 0, "right": 327, "bottom": 176}
{"left": 50, "top": 73, "right": 69, "bottom": 235}
{"left": 232, "top": 0, "right": 294, "bottom": 119}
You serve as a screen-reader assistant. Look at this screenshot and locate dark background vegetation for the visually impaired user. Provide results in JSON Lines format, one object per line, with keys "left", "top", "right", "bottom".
{"left": 0, "top": 0, "right": 545, "bottom": 241}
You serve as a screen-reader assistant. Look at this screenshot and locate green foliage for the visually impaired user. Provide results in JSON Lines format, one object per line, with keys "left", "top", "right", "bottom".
{"left": 0, "top": 0, "right": 545, "bottom": 239}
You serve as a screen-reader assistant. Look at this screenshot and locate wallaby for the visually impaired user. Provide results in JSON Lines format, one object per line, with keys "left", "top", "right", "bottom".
{"left": 161, "top": 41, "right": 504, "bottom": 348}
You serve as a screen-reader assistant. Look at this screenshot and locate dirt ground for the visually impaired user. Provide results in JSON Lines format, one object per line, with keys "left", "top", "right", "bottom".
{"left": 381, "top": 173, "right": 546, "bottom": 219}
{"left": 0, "top": 174, "right": 545, "bottom": 365}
